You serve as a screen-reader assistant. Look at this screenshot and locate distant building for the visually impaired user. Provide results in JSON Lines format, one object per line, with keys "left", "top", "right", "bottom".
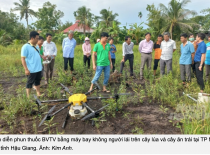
{"left": 63, "top": 20, "right": 94, "bottom": 34}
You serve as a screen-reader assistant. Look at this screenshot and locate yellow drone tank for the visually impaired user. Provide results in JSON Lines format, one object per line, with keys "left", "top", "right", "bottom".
{"left": 68, "top": 94, "right": 88, "bottom": 119}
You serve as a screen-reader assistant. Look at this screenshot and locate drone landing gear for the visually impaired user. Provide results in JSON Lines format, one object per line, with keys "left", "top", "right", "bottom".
{"left": 34, "top": 95, "right": 42, "bottom": 115}
{"left": 81, "top": 102, "right": 109, "bottom": 127}
{"left": 62, "top": 110, "right": 70, "bottom": 129}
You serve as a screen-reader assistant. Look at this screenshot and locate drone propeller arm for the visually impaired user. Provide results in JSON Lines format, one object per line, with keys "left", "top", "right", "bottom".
{"left": 87, "top": 96, "right": 114, "bottom": 100}
{"left": 81, "top": 104, "right": 109, "bottom": 121}
{"left": 83, "top": 103, "right": 94, "bottom": 113}
{"left": 38, "top": 105, "right": 56, "bottom": 127}
{"left": 87, "top": 93, "right": 133, "bottom": 100}
{"left": 41, "top": 99, "right": 69, "bottom": 103}
{"left": 51, "top": 103, "right": 71, "bottom": 116}
{"left": 60, "top": 83, "right": 73, "bottom": 95}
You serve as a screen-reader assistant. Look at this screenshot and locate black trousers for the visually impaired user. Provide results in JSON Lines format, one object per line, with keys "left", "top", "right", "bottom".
{"left": 120, "top": 54, "right": 134, "bottom": 76}
{"left": 195, "top": 62, "right": 205, "bottom": 90}
{"left": 153, "top": 59, "right": 160, "bottom": 70}
{"left": 83, "top": 55, "right": 91, "bottom": 69}
{"left": 64, "top": 57, "right": 74, "bottom": 71}
{"left": 26, "top": 71, "right": 42, "bottom": 88}
{"left": 111, "top": 59, "right": 115, "bottom": 72}
{"left": 191, "top": 63, "right": 196, "bottom": 74}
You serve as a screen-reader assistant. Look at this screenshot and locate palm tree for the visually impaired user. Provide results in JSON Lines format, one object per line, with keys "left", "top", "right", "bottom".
{"left": 159, "top": 0, "right": 197, "bottom": 39}
{"left": 93, "top": 15, "right": 101, "bottom": 27}
{"left": 73, "top": 6, "right": 93, "bottom": 35}
{"left": 138, "top": 12, "right": 143, "bottom": 21}
{"left": 12, "top": 0, "right": 36, "bottom": 29}
{"left": 100, "top": 8, "right": 119, "bottom": 28}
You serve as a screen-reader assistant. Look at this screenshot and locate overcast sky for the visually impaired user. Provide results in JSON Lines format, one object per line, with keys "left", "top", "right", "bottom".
{"left": 0, "top": 0, "right": 208, "bottom": 28}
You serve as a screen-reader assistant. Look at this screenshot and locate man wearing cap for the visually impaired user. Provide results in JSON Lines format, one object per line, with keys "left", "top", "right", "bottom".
{"left": 82, "top": 37, "right": 91, "bottom": 69}
{"left": 62, "top": 31, "right": 77, "bottom": 74}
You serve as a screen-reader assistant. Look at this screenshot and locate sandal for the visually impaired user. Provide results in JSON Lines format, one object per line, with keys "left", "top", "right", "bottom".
{"left": 102, "top": 90, "right": 110, "bottom": 93}
{"left": 87, "top": 90, "right": 92, "bottom": 94}
{"left": 37, "top": 94, "right": 44, "bottom": 97}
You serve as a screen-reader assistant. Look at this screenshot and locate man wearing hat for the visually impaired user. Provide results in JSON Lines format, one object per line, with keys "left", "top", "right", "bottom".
{"left": 62, "top": 30, "right": 77, "bottom": 74}
{"left": 82, "top": 37, "right": 92, "bottom": 69}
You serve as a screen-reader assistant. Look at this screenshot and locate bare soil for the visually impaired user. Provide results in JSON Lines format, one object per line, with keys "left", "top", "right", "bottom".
{"left": 0, "top": 72, "right": 181, "bottom": 134}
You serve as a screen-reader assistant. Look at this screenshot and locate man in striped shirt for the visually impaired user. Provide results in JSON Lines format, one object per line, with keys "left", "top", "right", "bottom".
{"left": 120, "top": 36, "right": 134, "bottom": 77}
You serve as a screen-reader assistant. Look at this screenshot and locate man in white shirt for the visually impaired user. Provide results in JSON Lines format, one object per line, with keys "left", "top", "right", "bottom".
{"left": 120, "top": 36, "right": 134, "bottom": 77}
{"left": 160, "top": 32, "right": 176, "bottom": 76}
{"left": 43, "top": 33, "right": 57, "bottom": 85}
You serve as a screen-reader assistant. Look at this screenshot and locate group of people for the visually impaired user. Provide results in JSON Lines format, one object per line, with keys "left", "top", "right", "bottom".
{"left": 21, "top": 31, "right": 57, "bottom": 97}
{"left": 21, "top": 30, "right": 210, "bottom": 98}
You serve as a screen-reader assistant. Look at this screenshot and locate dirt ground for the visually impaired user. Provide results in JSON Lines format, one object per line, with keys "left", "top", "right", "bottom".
{"left": 0, "top": 72, "right": 181, "bottom": 134}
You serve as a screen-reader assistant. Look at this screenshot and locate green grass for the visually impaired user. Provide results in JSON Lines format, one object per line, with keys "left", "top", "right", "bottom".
{"left": 1, "top": 42, "right": 210, "bottom": 134}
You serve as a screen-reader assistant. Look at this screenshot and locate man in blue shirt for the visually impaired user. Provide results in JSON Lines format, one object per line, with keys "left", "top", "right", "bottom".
{"left": 21, "top": 31, "right": 46, "bottom": 98}
{"left": 109, "top": 37, "right": 117, "bottom": 72}
{"left": 62, "top": 30, "right": 77, "bottom": 74}
{"left": 205, "top": 34, "right": 210, "bottom": 82}
{"left": 194, "top": 33, "right": 206, "bottom": 93}
{"left": 179, "top": 33, "right": 195, "bottom": 85}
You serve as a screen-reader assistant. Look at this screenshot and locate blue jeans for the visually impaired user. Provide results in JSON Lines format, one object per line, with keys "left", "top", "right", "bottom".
{"left": 91, "top": 66, "right": 110, "bottom": 86}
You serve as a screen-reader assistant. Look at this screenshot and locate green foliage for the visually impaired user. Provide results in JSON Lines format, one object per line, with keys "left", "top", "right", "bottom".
{"left": 159, "top": 0, "right": 198, "bottom": 39}
{"left": 128, "top": 23, "right": 144, "bottom": 44}
{"left": 0, "top": 30, "right": 12, "bottom": 46}
{"left": 90, "top": 23, "right": 107, "bottom": 42}
{"left": 132, "top": 127, "right": 144, "bottom": 134}
{"left": 33, "top": 1, "right": 64, "bottom": 32}
{"left": 146, "top": 0, "right": 199, "bottom": 40}
{"left": 0, "top": 11, "right": 28, "bottom": 45}
{"left": 99, "top": 8, "right": 120, "bottom": 28}
{"left": 54, "top": 32, "right": 66, "bottom": 44}
{"left": 58, "top": 21, "right": 73, "bottom": 32}
{"left": 200, "top": 8, "right": 210, "bottom": 32}
{"left": 146, "top": 4, "right": 165, "bottom": 40}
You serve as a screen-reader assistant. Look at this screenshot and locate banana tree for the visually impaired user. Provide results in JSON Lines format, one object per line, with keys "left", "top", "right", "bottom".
{"left": 128, "top": 23, "right": 144, "bottom": 44}
{"left": 90, "top": 23, "right": 107, "bottom": 42}
{"left": 108, "top": 21, "right": 120, "bottom": 38}
{"left": 54, "top": 32, "right": 67, "bottom": 44}
{"left": 0, "top": 30, "right": 12, "bottom": 46}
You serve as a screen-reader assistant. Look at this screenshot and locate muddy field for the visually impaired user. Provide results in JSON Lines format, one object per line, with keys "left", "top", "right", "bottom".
{"left": 0, "top": 70, "right": 181, "bottom": 135}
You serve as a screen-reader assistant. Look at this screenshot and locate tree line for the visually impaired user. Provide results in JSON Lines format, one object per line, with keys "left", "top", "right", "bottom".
{"left": 0, "top": 0, "right": 210, "bottom": 46}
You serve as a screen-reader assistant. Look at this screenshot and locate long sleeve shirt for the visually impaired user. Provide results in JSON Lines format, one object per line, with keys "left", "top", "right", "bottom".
{"left": 122, "top": 42, "right": 134, "bottom": 56}
{"left": 43, "top": 41, "right": 57, "bottom": 56}
{"left": 62, "top": 37, "right": 77, "bottom": 58}
{"left": 139, "top": 39, "right": 154, "bottom": 53}
{"left": 82, "top": 43, "right": 91, "bottom": 55}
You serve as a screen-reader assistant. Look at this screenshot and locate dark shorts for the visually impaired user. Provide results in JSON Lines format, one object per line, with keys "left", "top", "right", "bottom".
{"left": 26, "top": 71, "right": 42, "bottom": 88}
